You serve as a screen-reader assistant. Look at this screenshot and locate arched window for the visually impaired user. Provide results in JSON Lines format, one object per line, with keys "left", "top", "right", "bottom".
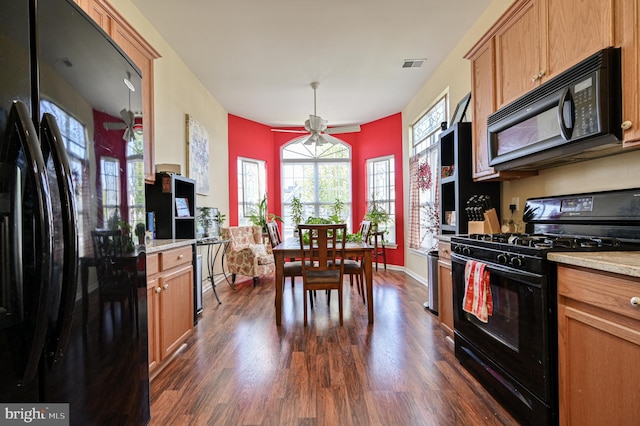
{"left": 281, "top": 139, "right": 352, "bottom": 238}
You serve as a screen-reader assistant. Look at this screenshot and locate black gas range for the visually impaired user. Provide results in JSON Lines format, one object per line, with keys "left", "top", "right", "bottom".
{"left": 449, "top": 188, "right": 640, "bottom": 426}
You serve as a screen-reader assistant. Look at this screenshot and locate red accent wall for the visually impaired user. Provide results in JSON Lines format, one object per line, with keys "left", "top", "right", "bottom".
{"left": 227, "top": 115, "right": 276, "bottom": 226}
{"left": 93, "top": 109, "right": 129, "bottom": 227}
{"left": 228, "top": 112, "right": 404, "bottom": 267}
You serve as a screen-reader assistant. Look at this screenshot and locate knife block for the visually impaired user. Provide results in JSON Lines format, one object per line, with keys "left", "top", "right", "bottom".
{"left": 468, "top": 208, "right": 500, "bottom": 234}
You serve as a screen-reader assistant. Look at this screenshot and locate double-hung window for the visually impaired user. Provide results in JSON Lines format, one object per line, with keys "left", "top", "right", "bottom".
{"left": 238, "top": 157, "right": 266, "bottom": 226}
{"left": 409, "top": 95, "right": 447, "bottom": 252}
{"left": 366, "top": 156, "right": 395, "bottom": 244}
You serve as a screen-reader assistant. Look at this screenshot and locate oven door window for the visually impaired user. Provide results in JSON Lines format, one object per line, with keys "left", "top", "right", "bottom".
{"left": 464, "top": 278, "right": 520, "bottom": 352}
{"left": 452, "top": 256, "right": 552, "bottom": 400}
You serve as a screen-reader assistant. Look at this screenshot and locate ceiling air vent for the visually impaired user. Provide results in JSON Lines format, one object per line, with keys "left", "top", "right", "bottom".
{"left": 402, "top": 59, "right": 425, "bottom": 68}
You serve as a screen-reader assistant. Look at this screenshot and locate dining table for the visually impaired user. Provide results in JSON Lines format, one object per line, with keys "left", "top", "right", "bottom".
{"left": 272, "top": 237, "right": 374, "bottom": 325}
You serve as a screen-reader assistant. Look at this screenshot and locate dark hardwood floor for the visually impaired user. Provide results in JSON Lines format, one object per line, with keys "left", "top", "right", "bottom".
{"left": 149, "top": 270, "right": 519, "bottom": 425}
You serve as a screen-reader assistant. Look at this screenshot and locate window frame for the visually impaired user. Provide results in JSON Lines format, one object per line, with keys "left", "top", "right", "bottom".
{"left": 237, "top": 157, "right": 266, "bottom": 226}
{"left": 366, "top": 155, "right": 396, "bottom": 245}
{"left": 410, "top": 93, "right": 448, "bottom": 252}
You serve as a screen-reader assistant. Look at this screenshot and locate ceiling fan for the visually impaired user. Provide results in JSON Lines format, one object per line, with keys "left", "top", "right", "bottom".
{"left": 103, "top": 72, "right": 142, "bottom": 141}
{"left": 272, "top": 82, "right": 360, "bottom": 146}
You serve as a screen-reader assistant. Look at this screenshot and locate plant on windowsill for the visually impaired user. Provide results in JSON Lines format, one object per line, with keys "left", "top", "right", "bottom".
{"left": 290, "top": 195, "right": 304, "bottom": 235}
{"left": 364, "top": 197, "right": 391, "bottom": 236}
{"left": 135, "top": 222, "right": 146, "bottom": 246}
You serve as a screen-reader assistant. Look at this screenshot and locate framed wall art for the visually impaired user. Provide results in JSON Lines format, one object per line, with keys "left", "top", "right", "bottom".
{"left": 186, "top": 114, "right": 210, "bottom": 195}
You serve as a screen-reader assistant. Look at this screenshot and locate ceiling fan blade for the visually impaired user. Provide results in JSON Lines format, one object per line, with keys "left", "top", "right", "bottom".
{"left": 325, "top": 124, "right": 361, "bottom": 134}
{"left": 270, "top": 128, "right": 308, "bottom": 133}
{"left": 120, "top": 108, "right": 134, "bottom": 126}
{"left": 103, "top": 122, "right": 126, "bottom": 130}
{"left": 317, "top": 133, "right": 342, "bottom": 146}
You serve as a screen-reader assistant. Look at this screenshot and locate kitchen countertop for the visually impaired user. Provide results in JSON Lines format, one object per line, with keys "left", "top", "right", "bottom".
{"left": 548, "top": 252, "right": 640, "bottom": 278}
{"left": 436, "top": 234, "right": 452, "bottom": 243}
{"left": 146, "top": 238, "right": 196, "bottom": 254}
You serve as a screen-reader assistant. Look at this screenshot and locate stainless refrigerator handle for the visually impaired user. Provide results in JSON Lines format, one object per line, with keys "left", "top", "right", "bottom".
{"left": 3, "top": 101, "right": 55, "bottom": 385}
{"left": 40, "top": 113, "right": 78, "bottom": 367}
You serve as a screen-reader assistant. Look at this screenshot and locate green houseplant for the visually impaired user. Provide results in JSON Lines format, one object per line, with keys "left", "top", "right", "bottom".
{"left": 248, "top": 194, "right": 282, "bottom": 232}
{"left": 364, "top": 198, "right": 391, "bottom": 234}
{"left": 197, "top": 207, "right": 215, "bottom": 237}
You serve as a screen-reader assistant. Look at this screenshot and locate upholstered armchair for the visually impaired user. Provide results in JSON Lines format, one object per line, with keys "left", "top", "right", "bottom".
{"left": 221, "top": 226, "right": 275, "bottom": 286}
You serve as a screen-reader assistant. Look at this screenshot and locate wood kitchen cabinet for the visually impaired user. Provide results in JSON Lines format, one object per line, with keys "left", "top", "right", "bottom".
{"left": 437, "top": 241, "right": 454, "bottom": 339}
{"left": 557, "top": 265, "right": 640, "bottom": 425}
{"left": 618, "top": 0, "right": 640, "bottom": 145}
{"left": 466, "top": 0, "right": 625, "bottom": 181}
{"left": 147, "top": 245, "right": 194, "bottom": 378}
{"left": 74, "top": 0, "right": 160, "bottom": 182}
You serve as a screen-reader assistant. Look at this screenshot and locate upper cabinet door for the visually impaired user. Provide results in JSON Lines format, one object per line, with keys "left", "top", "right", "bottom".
{"left": 495, "top": 0, "right": 542, "bottom": 109}
{"left": 544, "top": 0, "right": 614, "bottom": 78}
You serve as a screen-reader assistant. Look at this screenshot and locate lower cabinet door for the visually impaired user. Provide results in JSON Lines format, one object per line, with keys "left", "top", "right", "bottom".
{"left": 159, "top": 264, "right": 194, "bottom": 360}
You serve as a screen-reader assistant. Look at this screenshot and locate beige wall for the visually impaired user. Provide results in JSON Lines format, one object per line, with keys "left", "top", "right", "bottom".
{"left": 402, "top": 0, "right": 514, "bottom": 282}
{"left": 402, "top": 0, "right": 640, "bottom": 282}
{"left": 109, "top": 0, "right": 229, "bottom": 216}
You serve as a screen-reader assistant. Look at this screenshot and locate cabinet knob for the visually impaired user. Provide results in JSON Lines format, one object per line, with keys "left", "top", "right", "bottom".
{"left": 631, "top": 296, "right": 640, "bottom": 307}
{"left": 163, "top": 283, "right": 170, "bottom": 290}
{"left": 178, "top": 254, "right": 184, "bottom": 260}
{"left": 621, "top": 120, "right": 632, "bottom": 130}
{"left": 155, "top": 287, "right": 162, "bottom": 293}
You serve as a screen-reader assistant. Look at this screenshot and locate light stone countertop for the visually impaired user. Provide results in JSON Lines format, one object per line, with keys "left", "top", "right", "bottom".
{"left": 436, "top": 234, "right": 452, "bottom": 243}
{"left": 145, "top": 238, "right": 196, "bottom": 254}
{"left": 548, "top": 251, "right": 640, "bottom": 279}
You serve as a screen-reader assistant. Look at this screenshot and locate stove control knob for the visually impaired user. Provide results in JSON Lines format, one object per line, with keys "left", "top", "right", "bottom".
{"left": 453, "top": 245, "right": 462, "bottom": 254}
{"left": 497, "top": 254, "right": 508, "bottom": 264}
{"left": 510, "top": 257, "right": 523, "bottom": 268}
{"left": 462, "top": 247, "right": 471, "bottom": 256}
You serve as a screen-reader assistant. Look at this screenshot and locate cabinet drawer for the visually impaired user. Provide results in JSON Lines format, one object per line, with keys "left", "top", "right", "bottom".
{"left": 438, "top": 242, "right": 451, "bottom": 261}
{"left": 160, "top": 246, "right": 192, "bottom": 271}
{"left": 558, "top": 266, "right": 640, "bottom": 322}
{"left": 147, "top": 253, "right": 159, "bottom": 276}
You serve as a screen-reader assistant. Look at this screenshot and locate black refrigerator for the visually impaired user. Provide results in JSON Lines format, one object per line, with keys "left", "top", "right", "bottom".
{"left": 0, "top": 0, "right": 150, "bottom": 424}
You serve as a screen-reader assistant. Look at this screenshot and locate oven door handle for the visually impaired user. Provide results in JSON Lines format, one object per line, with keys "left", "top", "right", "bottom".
{"left": 451, "top": 253, "right": 544, "bottom": 287}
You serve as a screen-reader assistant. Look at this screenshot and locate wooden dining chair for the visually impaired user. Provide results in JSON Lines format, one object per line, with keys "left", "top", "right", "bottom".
{"left": 370, "top": 223, "right": 387, "bottom": 271}
{"left": 91, "top": 229, "right": 137, "bottom": 335}
{"left": 266, "top": 221, "right": 302, "bottom": 289}
{"left": 297, "top": 223, "right": 347, "bottom": 326}
{"left": 342, "top": 220, "right": 371, "bottom": 303}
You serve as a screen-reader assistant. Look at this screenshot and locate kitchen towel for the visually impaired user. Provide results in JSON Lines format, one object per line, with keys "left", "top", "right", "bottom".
{"left": 463, "top": 260, "right": 493, "bottom": 322}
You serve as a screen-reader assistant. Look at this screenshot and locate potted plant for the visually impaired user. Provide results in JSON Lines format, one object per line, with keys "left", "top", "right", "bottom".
{"left": 328, "top": 198, "right": 344, "bottom": 224}
{"left": 248, "top": 194, "right": 282, "bottom": 232}
{"left": 364, "top": 198, "right": 391, "bottom": 234}
{"left": 290, "top": 196, "right": 304, "bottom": 233}
{"left": 135, "top": 222, "right": 146, "bottom": 246}
{"left": 197, "top": 207, "right": 214, "bottom": 237}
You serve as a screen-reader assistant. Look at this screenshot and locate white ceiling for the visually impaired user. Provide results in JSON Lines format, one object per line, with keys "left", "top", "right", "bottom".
{"left": 129, "top": 0, "right": 491, "bottom": 128}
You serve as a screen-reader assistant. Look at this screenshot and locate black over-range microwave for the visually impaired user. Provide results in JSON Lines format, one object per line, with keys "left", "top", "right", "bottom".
{"left": 487, "top": 47, "right": 623, "bottom": 171}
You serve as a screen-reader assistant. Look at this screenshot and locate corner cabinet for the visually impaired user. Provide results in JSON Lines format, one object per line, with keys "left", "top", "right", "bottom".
{"left": 146, "top": 173, "right": 197, "bottom": 240}
{"left": 557, "top": 265, "right": 640, "bottom": 425}
{"left": 147, "top": 245, "right": 194, "bottom": 378}
{"left": 438, "top": 123, "right": 500, "bottom": 235}
{"left": 74, "top": 0, "right": 161, "bottom": 182}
